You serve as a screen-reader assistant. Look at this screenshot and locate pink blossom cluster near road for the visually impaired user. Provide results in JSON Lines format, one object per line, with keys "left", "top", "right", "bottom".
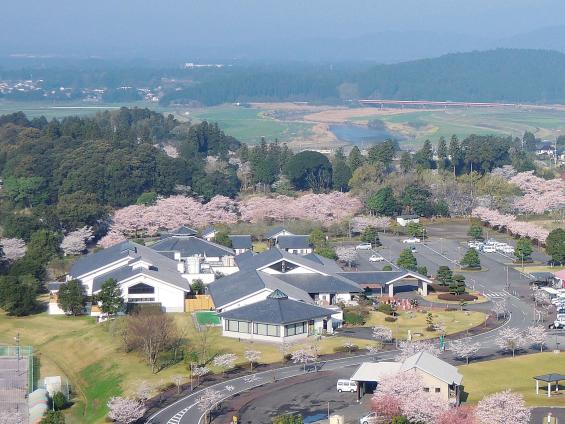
{"left": 99, "top": 192, "right": 362, "bottom": 247}
{"left": 510, "top": 171, "right": 565, "bottom": 214}
{"left": 472, "top": 207, "right": 550, "bottom": 243}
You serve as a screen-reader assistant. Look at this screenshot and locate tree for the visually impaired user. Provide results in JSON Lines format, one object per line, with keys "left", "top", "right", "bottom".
{"left": 401, "top": 185, "right": 435, "bottom": 217}
{"left": 371, "top": 394, "right": 402, "bottom": 423}
{"left": 397, "top": 248, "right": 417, "bottom": 271}
{"left": 492, "top": 301, "right": 508, "bottom": 320}
{"left": 437, "top": 406, "right": 476, "bottom": 424}
{"left": 96, "top": 278, "right": 123, "bottom": 316}
{"left": 406, "top": 222, "right": 424, "bottom": 237}
{"left": 213, "top": 353, "right": 237, "bottom": 376}
{"left": 436, "top": 136, "right": 449, "bottom": 170}
{"left": 436, "top": 266, "right": 453, "bottom": 286}
{"left": 52, "top": 392, "right": 67, "bottom": 411}
{"left": 244, "top": 350, "right": 261, "bottom": 371}
{"left": 291, "top": 348, "right": 318, "bottom": 371}
{"left": 395, "top": 340, "right": 441, "bottom": 362}
{"left": 382, "top": 264, "right": 392, "bottom": 271}
{"left": 449, "top": 338, "right": 480, "bottom": 364}
{"left": 545, "top": 228, "right": 565, "bottom": 263}
{"left": 399, "top": 152, "right": 413, "bottom": 173}
{"left": 496, "top": 328, "right": 526, "bottom": 357}
{"left": 285, "top": 150, "right": 332, "bottom": 192}
{"left": 366, "top": 187, "right": 399, "bottom": 216}
{"left": 515, "top": 238, "right": 533, "bottom": 261}
{"left": 335, "top": 246, "right": 357, "bottom": 267}
{"left": 347, "top": 146, "right": 365, "bottom": 172}
{"left": 476, "top": 390, "right": 530, "bottom": 424}
{"left": 126, "top": 310, "right": 177, "bottom": 372}
{"left": 460, "top": 248, "right": 481, "bottom": 269}
{"left": 57, "top": 279, "right": 87, "bottom": 316}
{"left": 197, "top": 388, "right": 223, "bottom": 424}
{"left": 60, "top": 226, "right": 94, "bottom": 256}
{"left": 0, "top": 275, "right": 39, "bottom": 316}
{"left": 107, "top": 396, "right": 146, "bottom": 424}
{"left": 368, "top": 140, "right": 396, "bottom": 168}
{"left": 56, "top": 191, "right": 107, "bottom": 230}
{"left": 0, "top": 238, "right": 26, "bottom": 261}
{"left": 372, "top": 326, "right": 393, "bottom": 344}
{"left": 413, "top": 139, "right": 435, "bottom": 169}
{"left": 191, "top": 279, "right": 205, "bottom": 295}
{"left": 449, "top": 135, "right": 463, "bottom": 175}
{"left": 525, "top": 325, "right": 547, "bottom": 352}
{"left": 191, "top": 365, "right": 210, "bottom": 387}
{"left": 213, "top": 229, "right": 232, "bottom": 248}
{"left": 272, "top": 414, "right": 304, "bottom": 424}
{"left": 360, "top": 226, "right": 381, "bottom": 247}
{"left": 332, "top": 160, "right": 352, "bottom": 192}
{"left": 39, "top": 411, "right": 65, "bottom": 424}
{"left": 26, "top": 229, "right": 62, "bottom": 265}
{"left": 348, "top": 163, "right": 384, "bottom": 199}
{"left": 522, "top": 130, "right": 537, "bottom": 152}
{"left": 467, "top": 225, "right": 483, "bottom": 240}
{"left": 309, "top": 228, "right": 327, "bottom": 248}
{"left": 417, "top": 265, "right": 428, "bottom": 277}
{"left": 449, "top": 275, "right": 466, "bottom": 295}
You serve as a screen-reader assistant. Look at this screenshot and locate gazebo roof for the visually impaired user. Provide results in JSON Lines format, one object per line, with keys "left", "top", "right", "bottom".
{"left": 533, "top": 373, "right": 565, "bottom": 382}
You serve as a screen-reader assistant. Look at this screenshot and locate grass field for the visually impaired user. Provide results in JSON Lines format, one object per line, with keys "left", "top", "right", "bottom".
{"left": 365, "top": 310, "right": 487, "bottom": 341}
{"left": 460, "top": 352, "right": 565, "bottom": 406}
{"left": 0, "top": 310, "right": 374, "bottom": 422}
{"left": 194, "top": 311, "right": 221, "bottom": 326}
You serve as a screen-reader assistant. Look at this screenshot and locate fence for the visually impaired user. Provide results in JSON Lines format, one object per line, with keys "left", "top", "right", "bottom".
{"left": 185, "top": 295, "right": 214, "bottom": 312}
{"left": 0, "top": 345, "right": 34, "bottom": 393}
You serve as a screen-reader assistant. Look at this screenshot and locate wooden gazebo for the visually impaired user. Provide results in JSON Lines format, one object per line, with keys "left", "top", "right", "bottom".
{"left": 533, "top": 373, "right": 565, "bottom": 397}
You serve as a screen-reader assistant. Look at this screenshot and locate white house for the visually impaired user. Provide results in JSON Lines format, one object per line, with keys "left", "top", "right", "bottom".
{"left": 276, "top": 235, "right": 313, "bottom": 255}
{"left": 396, "top": 215, "right": 420, "bottom": 227}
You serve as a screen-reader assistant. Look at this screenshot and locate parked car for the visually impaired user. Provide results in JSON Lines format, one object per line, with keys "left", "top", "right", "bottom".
{"left": 369, "top": 254, "right": 384, "bottom": 262}
{"left": 482, "top": 245, "right": 496, "bottom": 253}
{"left": 402, "top": 237, "right": 421, "bottom": 244}
{"left": 359, "top": 412, "right": 376, "bottom": 424}
{"left": 410, "top": 246, "right": 418, "bottom": 253}
{"left": 336, "top": 379, "right": 358, "bottom": 393}
{"left": 355, "top": 243, "right": 372, "bottom": 250}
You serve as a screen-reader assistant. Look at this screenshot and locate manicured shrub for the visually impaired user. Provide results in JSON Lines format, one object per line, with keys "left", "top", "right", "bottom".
{"left": 437, "top": 293, "right": 478, "bottom": 301}
{"left": 384, "top": 316, "right": 397, "bottom": 322}
{"left": 344, "top": 311, "right": 366, "bottom": 325}
{"left": 377, "top": 303, "right": 394, "bottom": 315}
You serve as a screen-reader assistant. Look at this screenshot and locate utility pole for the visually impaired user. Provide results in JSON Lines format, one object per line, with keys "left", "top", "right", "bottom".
{"left": 14, "top": 333, "right": 20, "bottom": 373}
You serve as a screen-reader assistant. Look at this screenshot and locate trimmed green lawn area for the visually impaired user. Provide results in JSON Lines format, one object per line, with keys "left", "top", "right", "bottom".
{"left": 365, "top": 310, "right": 487, "bottom": 341}
{"left": 461, "top": 353, "right": 565, "bottom": 406}
{"left": 423, "top": 291, "right": 489, "bottom": 305}
{"left": 194, "top": 311, "right": 221, "bottom": 326}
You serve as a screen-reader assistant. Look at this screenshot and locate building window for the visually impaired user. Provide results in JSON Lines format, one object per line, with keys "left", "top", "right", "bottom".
{"left": 253, "top": 322, "right": 280, "bottom": 337}
{"left": 285, "top": 322, "right": 307, "bottom": 336}
{"left": 128, "top": 297, "right": 155, "bottom": 303}
{"left": 423, "top": 387, "right": 430, "bottom": 392}
{"left": 225, "top": 320, "right": 250, "bottom": 334}
{"left": 435, "top": 388, "right": 441, "bottom": 393}
{"left": 128, "top": 283, "right": 155, "bottom": 294}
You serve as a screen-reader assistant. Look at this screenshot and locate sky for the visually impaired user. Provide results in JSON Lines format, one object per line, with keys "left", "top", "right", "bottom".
{"left": 2, "top": 0, "right": 565, "bottom": 61}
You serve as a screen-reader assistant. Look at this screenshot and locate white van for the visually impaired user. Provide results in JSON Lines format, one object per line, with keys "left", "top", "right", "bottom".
{"left": 482, "top": 245, "right": 496, "bottom": 253}
{"left": 336, "top": 379, "right": 358, "bottom": 393}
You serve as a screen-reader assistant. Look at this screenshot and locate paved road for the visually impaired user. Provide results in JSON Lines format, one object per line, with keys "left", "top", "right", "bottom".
{"left": 148, "top": 229, "right": 565, "bottom": 424}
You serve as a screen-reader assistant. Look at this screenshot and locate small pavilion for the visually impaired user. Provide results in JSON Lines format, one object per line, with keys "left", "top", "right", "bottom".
{"left": 533, "top": 373, "right": 565, "bottom": 397}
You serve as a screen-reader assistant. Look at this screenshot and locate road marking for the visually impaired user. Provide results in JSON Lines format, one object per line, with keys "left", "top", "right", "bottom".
{"left": 167, "top": 406, "right": 192, "bottom": 424}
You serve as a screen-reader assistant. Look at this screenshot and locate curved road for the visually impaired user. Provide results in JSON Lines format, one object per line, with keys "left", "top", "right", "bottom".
{"left": 147, "top": 234, "right": 565, "bottom": 424}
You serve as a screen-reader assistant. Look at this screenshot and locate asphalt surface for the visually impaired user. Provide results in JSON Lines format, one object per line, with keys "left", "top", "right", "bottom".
{"left": 147, "top": 225, "right": 565, "bottom": 424}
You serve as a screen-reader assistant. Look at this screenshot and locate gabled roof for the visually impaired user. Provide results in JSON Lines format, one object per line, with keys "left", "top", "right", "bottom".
{"left": 229, "top": 235, "right": 252, "bottom": 250}
{"left": 277, "top": 235, "right": 311, "bottom": 249}
{"left": 350, "top": 362, "right": 402, "bottom": 382}
{"left": 338, "top": 270, "right": 432, "bottom": 286}
{"left": 69, "top": 240, "right": 135, "bottom": 277}
{"left": 236, "top": 247, "right": 334, "bottom": 275}
{"left": 277, "top": 273, "right": 362, "bottom": 294}
{"left": 401, "top": 352, "right": 463, "bottom": 385}
{"left": 265, "top": 226, "right": 293, "bottom": 239}
{"left": 201, "top": 226, "right": 217, "bottom": 237}
{"left": 219, "top": 294, "right": 333, "bottom": 324}
{"left": 303, "top": 253, "right": 343, "bottom": 272}
{"left": 151, "top": 235, "right": 234, "bottom": 257}
{"left": 169, "top": 225, "right": 199, "bottom": 236}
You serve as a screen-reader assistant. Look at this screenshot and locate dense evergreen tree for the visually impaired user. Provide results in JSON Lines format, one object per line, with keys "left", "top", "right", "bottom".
{"left": 0, "top": 275, "right": 39, "bottom": 316}
{"left": 546, "top": 229, "right": 565, "bottom": 264}
{"left": 397, "top": 248, "right": 417, "bottom": 271}
{"left": 285, "top": 151, "right": 332, "bottom": 192}
{"left": 96, "top": 278, "right": 124, "bottom": 316}
{"left": 347, "top": 146, "right": 365, "bottom": 173}
{"left": 57, "top": 279, "right": 87, "bottom": 315}
{"left": 366, "top": 187, "right": 399, "bottom": 216}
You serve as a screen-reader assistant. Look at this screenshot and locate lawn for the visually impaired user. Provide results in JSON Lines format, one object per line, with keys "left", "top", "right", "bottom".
{"left": 0, "top": 310, "right": 375, "bottom": 423}
{"left": 365, "top": 310, "right": 487, "bottom": 341}
{"left": 460, "top": 352, "right": 565, "bottom": 407}
{"left": 194, "top": 311, "right": 221, "bottom": 326}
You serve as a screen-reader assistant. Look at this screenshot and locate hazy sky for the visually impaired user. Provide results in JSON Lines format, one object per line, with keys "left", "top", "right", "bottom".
{"left": 2, "top": 0, "right": 565, "bottom": 59}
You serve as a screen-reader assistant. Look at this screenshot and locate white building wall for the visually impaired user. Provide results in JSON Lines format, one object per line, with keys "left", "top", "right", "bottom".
{"left": 121, "top": 276, "right": 186, "bottom": 313}
{"left": 335, "top": 293, "right": 352, "bottom": 302}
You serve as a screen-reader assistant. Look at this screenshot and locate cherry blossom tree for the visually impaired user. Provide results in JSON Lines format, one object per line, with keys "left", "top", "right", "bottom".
{"left": 0, "top": 411, "right": 26, "bottom": 424}
{"left": 448, "top": 338, "right": 481, "bottom": 364}
{"left": 212, "top": 353, "right": 237, "bottom": 376}
{"left": 510, "top": 171, "right": 565, "bottom": 214}
{"left": 197, "top": 388, "right": 224, "bottom": 424}
{"left": 291, "top": 348, "right": 318, "bottom": 371}
{"left": 370, "top": 394, "right": 402, "bottom": 423}
{"left": 61, "top": 226, "right": 94, "bottom": 255}
{"left": 372, "top": 370, "right": 448, "bottom": 424}
{"left": 335, "top": 246, "right": 357, "bottom": 267}
{"left": 135, "top": 380, "right": 152, "bottom": 403}
{"left": 492, "top": 300, "right": 508, "bottom": 320}
{"left": 472, "top": 207, "right": 550, "bottom": 244}
{"left": 278, "top": 340, "right": 295, "bottom": 361}
{"left": 351, "top": 216, "right": 391, "bottom": 233}
{"left": 525, "top": 325, "right": 548, "bottom": 352}
{"left": 191, "top": 365, "right": 209, "bottom": 387}
{"left": 372, "top": 326, "right": 393, "bottom": 344}
{"left": 475, "top": 390, "right": 530, "bottom": 424}
{"left": 244, "top": 350, "right": 262, "bottom": 371}
{"left": 496, "top": 328, "right": 526, "bottom": 357}
{"left": 0, "top": 238, "right": 26, "bottom": 261}
{"left": 107, "top": 396, "right": 146, "bottom": 424}
{"left": 396, "top": 340, "right": 441, "bottom": 362}
{"left": 437, "top": 405, "right": 476, "bottom": 424}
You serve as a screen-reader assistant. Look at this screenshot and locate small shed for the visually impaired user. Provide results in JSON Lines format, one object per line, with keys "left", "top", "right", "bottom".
{"left": 534, "top": 373, "right": 565, "bottom": 398}
{"left": 396, "top": 215, "right": 419, "bottom": 227}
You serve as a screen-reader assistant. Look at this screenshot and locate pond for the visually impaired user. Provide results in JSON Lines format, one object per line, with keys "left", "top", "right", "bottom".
{"left": 329, "top": 123, "right": 406, "bottom": 147}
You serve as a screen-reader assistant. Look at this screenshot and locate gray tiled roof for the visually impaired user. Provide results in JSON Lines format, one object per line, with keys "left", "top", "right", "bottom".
{"left": 219, "top": 296, "right": 333, "bottom": 324}
{"left": 229, "top": 235, "right": 252, "bottom": 250}
{"left": 338, "top": 271, "right": 406, "bottom": 285}
{"left": 169, "top": 226, "right": 199, "bottom": 236}
{"left": 303, "top": 253, "right": 343, "bottom": 273}
{"left": 277, "top": 235, "right": 311, "bottom": 249}
{"left": 151, "top": 235, "right": 234, "bottom": 257}
{"left": 91, "top": 264, "right": 190, "bottom": 293}
{"left": 235, "top": 248, "right": 335, "bottom": 275}
{"left": 69, "top": 241, "right": 136, "bottom": 277}
{"left": 401, "top": 352, "right": 463, "bottom": 385}
{"left": 201, "top": 226, "right": 216, "bottom": 237}
{"left": 264, "top": 226, "right": 291, "bottom": 239}
{"left": 277, "top": 273, "right": 362, "bottom": 294}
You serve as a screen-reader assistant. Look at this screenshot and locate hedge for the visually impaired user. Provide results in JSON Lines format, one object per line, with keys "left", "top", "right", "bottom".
{"left": 437, "top": 293, "right": 478, "bottom": 301}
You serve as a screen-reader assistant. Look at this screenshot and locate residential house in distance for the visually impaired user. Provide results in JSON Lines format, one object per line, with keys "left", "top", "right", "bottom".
{"left": 265, "top": 226, "right": 294, "bottom": 243}
{"left": 276, "top": 235, "right": 313, "bottom": 255}
{"left": 396, "top": 214, "right": 420, "bottom": 227}
{"left": 49, "top": 241, "right": 192, "bottom": 315}
{"left": 201, "top": 226, "right": 218, "bottom": 242}
{"left": 350, "top": 352, "right": 463, "bottom": 403}
{"left": 228, "top": 235, "right": 253, "bottom": 255}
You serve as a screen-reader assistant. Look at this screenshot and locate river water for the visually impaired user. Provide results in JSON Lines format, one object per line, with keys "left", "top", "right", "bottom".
{"left": 329, "top": 123, "right": 406, "bottom": 147}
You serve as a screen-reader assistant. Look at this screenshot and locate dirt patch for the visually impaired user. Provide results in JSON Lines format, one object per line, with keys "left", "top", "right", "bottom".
{"left": 302, "top": 107, "right": 418, "bottom": 124}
